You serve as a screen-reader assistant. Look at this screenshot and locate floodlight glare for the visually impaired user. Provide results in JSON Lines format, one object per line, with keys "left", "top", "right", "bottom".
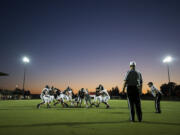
{"left": 22, "top": 56, "right": 30, "bottom": 63}
{"left": 163, "top": 56, "right": 172, "bottom": 63}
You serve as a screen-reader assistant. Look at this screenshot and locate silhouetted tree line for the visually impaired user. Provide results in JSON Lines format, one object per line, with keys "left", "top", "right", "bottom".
{"left": 160, "top": 82, "right": 180, "bottom": 97}
{"left": 0, "top": 88, "right": 31, "bottom": 100}
{"left": 108, "top": 86, "right": 127, "bottom": 99}
{"left": 109, "top": 86, "right": 120, "bottom": 97}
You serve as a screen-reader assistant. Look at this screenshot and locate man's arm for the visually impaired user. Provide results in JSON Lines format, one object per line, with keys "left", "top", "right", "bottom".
{"left": 138, "top": 72, "right": 143, "bottom": 95}
{"left": 122, "top": 81, "right": 127, "bottom": 93}
{"left": 122, "top": 71, "right": 129, "bottom": 93}
{"left": 139, "top": 85, "right": 142, "bottom": 95}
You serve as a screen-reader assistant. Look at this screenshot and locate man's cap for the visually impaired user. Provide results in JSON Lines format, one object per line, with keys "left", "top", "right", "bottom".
{"left": 130, "top": 61, "right": 136, "bottom": 66}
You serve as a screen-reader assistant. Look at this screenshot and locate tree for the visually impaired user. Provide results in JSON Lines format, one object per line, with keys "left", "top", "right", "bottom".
{"left": 168, "top": 82, "right": 176, "bottom": 96}
{"left": 174, "top": 85, "right": 180, "bottom": 97}
{"left": 160, "top": 82, "right": 177, "bottom": 96}
{"left": 24, "top": 90, "right": 31, "bottom": 99}
{"left": 114, "top": 86, "right": 120, "bottom": 96}
{"left": 160, "top": 83, "right": 169, "bottom": 96}
{"left": 109, "top": 86, "right": 120, "bottom": 97}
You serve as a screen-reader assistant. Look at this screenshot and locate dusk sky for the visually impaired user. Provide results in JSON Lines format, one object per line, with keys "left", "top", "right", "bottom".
{"left": 0, "top": 0, "right": 180, "bottom": 94}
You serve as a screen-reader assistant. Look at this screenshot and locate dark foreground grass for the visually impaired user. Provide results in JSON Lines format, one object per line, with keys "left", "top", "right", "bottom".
{"left": 0, "top": 100, "right": 180, "bottom": 135}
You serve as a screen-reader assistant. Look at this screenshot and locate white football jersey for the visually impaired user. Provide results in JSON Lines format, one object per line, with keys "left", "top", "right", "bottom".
{"left": 83, "top": 89, "right": 89, "bottom": 95}
{"left": 150, "top": 85, "right": 162, "bottom": 97}
{"left": 100, "top": 89, "right": 109, "bottom": 97}
{"left": 41, "top": 88, "right": 49, "bottom": 96}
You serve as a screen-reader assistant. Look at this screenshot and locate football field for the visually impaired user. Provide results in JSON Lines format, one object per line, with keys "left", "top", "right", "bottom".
{"left": 0, "top": 100, "right": 180, "bottom": 135}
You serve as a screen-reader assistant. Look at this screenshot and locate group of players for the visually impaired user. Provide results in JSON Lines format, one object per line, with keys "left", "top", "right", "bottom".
{"left": 37, "top": 84, "right": 110, "bottom": 109}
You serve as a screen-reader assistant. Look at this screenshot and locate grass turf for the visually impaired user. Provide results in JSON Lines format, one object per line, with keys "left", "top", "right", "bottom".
{"left": 0, "top": 100, "right": 180, "bottom": 135}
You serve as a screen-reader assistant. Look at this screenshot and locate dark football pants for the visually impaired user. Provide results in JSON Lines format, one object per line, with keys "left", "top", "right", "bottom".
{"left": 127, "top": 86, "right": 142, "bottom": 122}
{"left": 85, "top": 95, "right": 91, "bottom": 104}
{"left": 155, "top": 94, "right": 161, "bottom": 113}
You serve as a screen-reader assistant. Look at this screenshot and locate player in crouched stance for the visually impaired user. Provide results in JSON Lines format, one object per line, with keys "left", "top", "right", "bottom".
{"left": 78, "top": 88, "right": 95, "bottom": 108}
{"left": 49, "top": 86, "right": 56, "bottom": 103}
{"left": 95, "top": 84, "right": 110, "bottom": 109}
{"left": 63, "top": 86, "right": 76, "bottom": 107}
{"left": 83, "top": 88, "right": 93, "bottom": 108}
{"left": 53, "top": 88, "right": 69, "bottom": 108}
{"left": 37, "top": 85, "right": 51, "bottom": 109}
{"left": 148, "top": 82, "right": 162, "bottom": 113}
{"left": 76, "top": 88, "right": 84, "bottom": 107}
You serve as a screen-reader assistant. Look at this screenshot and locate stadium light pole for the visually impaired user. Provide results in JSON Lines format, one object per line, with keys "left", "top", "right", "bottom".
{"left": 163, "top": 56, "right": 173, "bottom": 96}
{"left": 163, "top": 56, "right": 172, "bottom": 83}
{"left": 22, "top": 56, "right": 30, "bottom": 98}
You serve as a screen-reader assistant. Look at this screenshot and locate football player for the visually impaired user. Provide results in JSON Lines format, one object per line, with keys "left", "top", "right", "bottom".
{"left": 148, "top": 82, "right": 162, "bottom": 113}
{"left": 54, "top": 88, "right": 69, "bottom": 108}
{"left": 37, "top": 85, "right": 51, "bottom": 109}
{"left": 95, "top": 84, "right": 110, "bottom": 108}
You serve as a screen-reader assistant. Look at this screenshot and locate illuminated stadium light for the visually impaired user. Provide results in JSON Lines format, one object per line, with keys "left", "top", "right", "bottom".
{"left": 22, "top": 56, "right": 30, "bottom": 63}
{"left": 163, "top": 56, "right": 172, "bottom": 63}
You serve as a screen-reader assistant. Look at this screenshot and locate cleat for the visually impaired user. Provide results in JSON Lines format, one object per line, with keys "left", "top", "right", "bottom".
{"left": 47, "top": 104, "right": 51, "bottom": 108}
{"left": 106, "top": 105, "right": 110, "bottom": 109}
{"left": 37, "top": 104, "right": 40, "bottom": 109}
{"left": 96, "top": 104, "right": 99, "bottom": 108}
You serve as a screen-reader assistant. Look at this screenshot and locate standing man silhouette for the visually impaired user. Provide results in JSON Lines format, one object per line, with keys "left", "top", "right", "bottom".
{"left": 122, "top": 61, "right": 143, "bottom": 122}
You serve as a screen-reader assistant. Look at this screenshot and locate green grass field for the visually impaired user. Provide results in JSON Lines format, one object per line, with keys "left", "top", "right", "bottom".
{"left": 0, "top": 100, "right": 180, "bottom": 135}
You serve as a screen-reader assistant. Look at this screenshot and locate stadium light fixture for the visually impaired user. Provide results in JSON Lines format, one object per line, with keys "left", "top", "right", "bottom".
{"left": 22, "top": 56, "right": 30, "bottom": 63}
{"left": 163, "top": 56, "right": 172, "bottom": 63}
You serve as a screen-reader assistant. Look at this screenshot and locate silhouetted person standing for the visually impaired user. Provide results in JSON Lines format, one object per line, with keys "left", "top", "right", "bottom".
{"left": 122, "top": 61, "right": 143, "bottom": 122}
